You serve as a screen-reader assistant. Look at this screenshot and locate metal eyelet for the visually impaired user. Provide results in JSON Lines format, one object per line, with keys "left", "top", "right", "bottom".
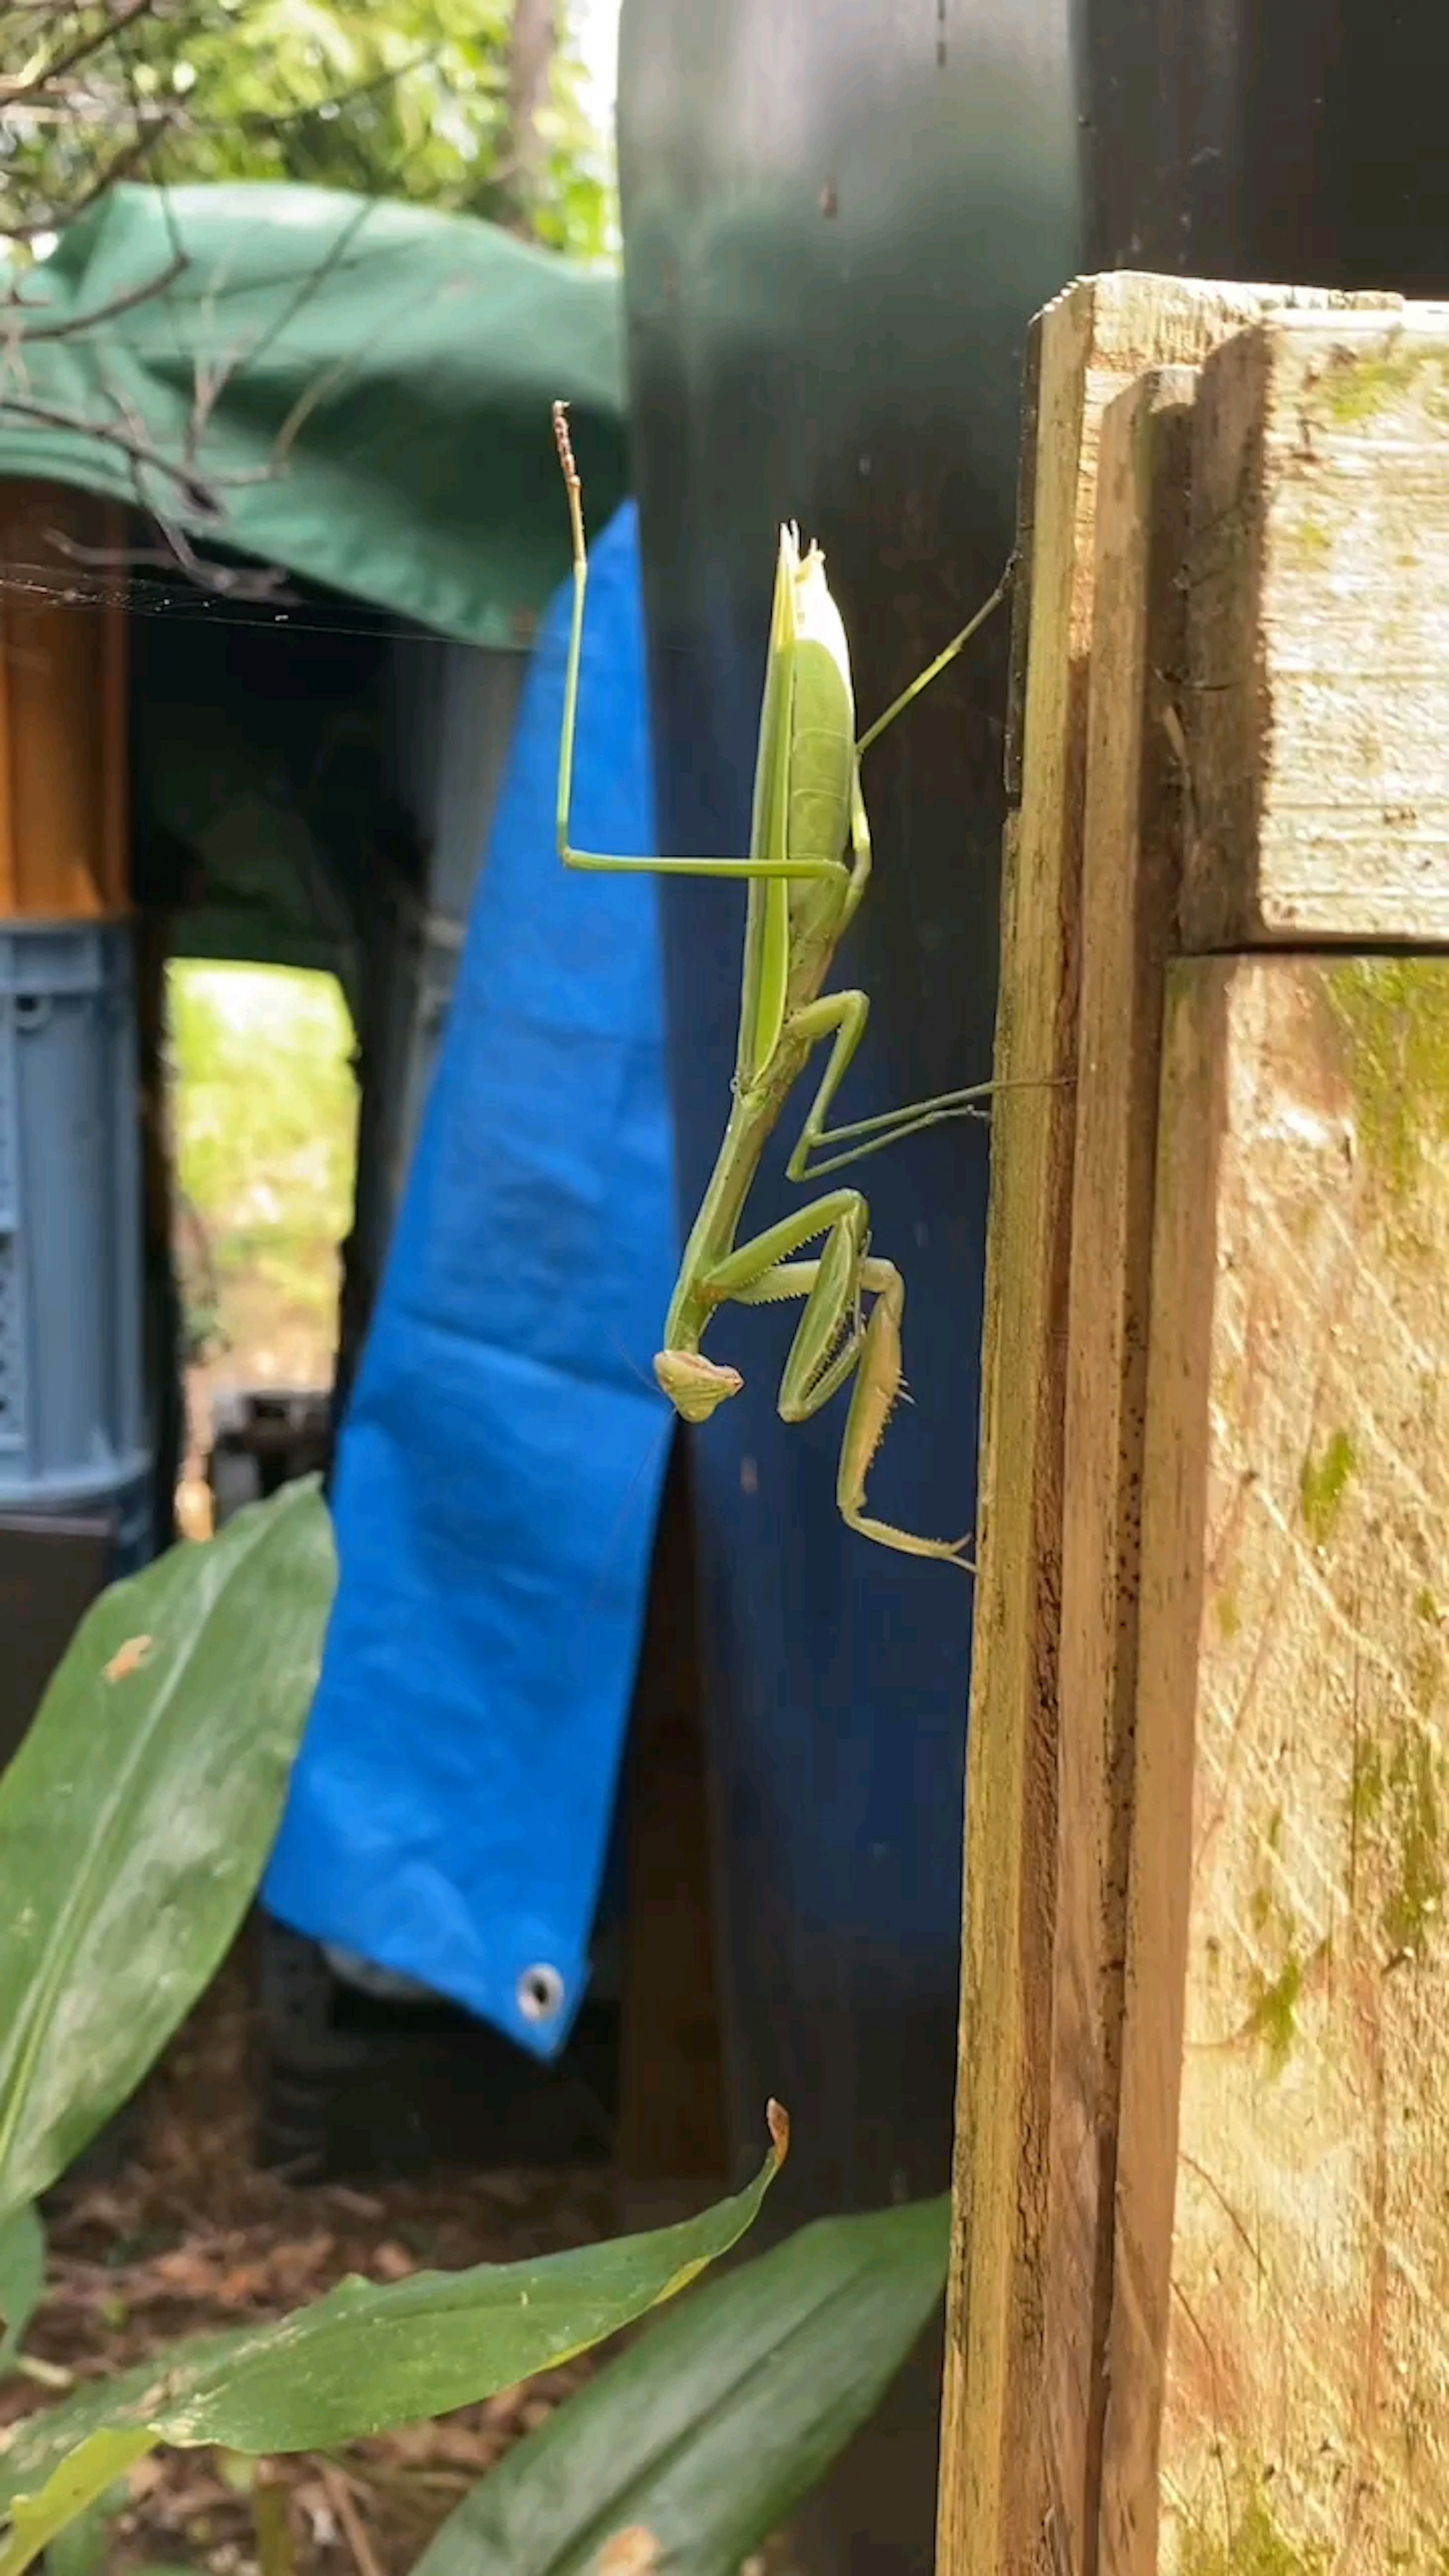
{"left": 516, "top": 1962, "right": 566, "bottom": 2024}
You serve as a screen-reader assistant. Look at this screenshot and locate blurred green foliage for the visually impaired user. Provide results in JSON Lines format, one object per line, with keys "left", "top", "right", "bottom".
{"left": 0, "top": 2, "right": 613, "bottom": 263}
{"left": 168, "top": 962, "right": 357, "bottom": 1372}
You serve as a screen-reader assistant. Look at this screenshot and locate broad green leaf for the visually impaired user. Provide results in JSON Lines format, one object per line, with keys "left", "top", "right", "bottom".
{"left": 0, "top": 2122, "right": 787, "bottom": 2571}
{"left": 0, "top": 2207, "right": 43, "bottom": 2376}
{"left": 409, "top": 2193, "right": 949, "bottom": 2576}
{"left": 0, "top": 1481, "right": 335, "bottom": 2227}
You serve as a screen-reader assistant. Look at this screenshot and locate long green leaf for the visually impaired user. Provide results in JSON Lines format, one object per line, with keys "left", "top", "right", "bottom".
{"left": 0, "top": 2125, "right": 787, "bottom": 2575}
{"left": 0, "top": 1480, "right": 335, "bottom": 2225}
{"left": 411, "top": 2194, "right": 950, "bottom": 2576}
{"left": 29, "top": 2470, "right": 132, "bottom": 2576}
{"left": 0, "top": 2433, "right": 152, "bottom": 2576}
{"left": 0, "top": 2207, "right": 43, "bottom": 2377}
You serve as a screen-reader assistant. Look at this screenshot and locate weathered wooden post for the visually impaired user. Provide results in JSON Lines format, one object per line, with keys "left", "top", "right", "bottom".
{"left": 940, "top": 283, "right": 1449, "bottom": 2574}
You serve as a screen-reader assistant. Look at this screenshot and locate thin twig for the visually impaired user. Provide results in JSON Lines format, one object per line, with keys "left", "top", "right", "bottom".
{"left": 40, "top": 517, "right": 297, "bottom": 604}
{"left": 181, "top": 45, "right": 443, "bottom": 135}
{"left": 152, "top": 515, "right": 294, "bottom": 599}
{"left": 0, "top": 389, "right": 216, "bottom": 509}
{"left": 216, "top": 196, "right": 372, "bottom": 391}
{"left": 267, "top": 353, "right": 351, "bottom": 473}
{"left": 16, "top": 250, "right": 188, "bottom": 341}
{"left": 0, "top": 0, "right": 158, "bottom": 102}
{"left": 318, "top": 2461, "right": 387, "bottom": 2576}
{"left": 2, "top": 111, "right": 175, "bottom": 240}
{"left": 180, "top": 197, "right": 370, "bottom": 486}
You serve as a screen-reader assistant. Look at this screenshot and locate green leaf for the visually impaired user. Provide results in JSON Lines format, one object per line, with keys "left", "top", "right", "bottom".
{"left": 0, "top": 2207, "right": 43, "bottom": 2376}
{"left": 0, "top": 1481, "right": 335, "bottom": 2227}
{"left": 411, "top": 2195, "right": 950, "bottom": 2576}
{"left": 36, "top": 2471, "right": 131, "bottom": 2576}
{"left": 0, "top": 2125, "right": 787, "bottom": 2571}
{"left": 0, "top": 2433, "right": 151, "bottom": 2576}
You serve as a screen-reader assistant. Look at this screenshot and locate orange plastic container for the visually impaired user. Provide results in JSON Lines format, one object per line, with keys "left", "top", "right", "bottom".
{"left": 0, "top": 480, "right": 128, "bottom": 920}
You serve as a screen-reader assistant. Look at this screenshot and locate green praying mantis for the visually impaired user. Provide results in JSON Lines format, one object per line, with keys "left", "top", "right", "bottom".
{"left": 551, "top": 401, "right": 1015, "bottom": 1567}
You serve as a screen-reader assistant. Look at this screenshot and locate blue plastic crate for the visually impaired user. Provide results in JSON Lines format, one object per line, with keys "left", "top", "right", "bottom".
{"left": 0, "top": 923, "right": 149, "bottom": 1538}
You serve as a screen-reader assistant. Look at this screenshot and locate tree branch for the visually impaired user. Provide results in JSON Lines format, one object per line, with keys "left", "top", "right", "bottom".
{"left": 0, "top": 0, "right": 161, "bottom": 105}
{"left": 44, "top": 512, "right": 297, "bottom": 601}
{"left": 0, "top": 389, "right": 218, "bottom": 512}
{"left": 1, "top": 109, "right": 175, "bottom": 239}
{"left": 496, "top": 0, "right": 557, "bottom": 234}
{"left": 9, "top": 251, "right": 188, "bottom": 338}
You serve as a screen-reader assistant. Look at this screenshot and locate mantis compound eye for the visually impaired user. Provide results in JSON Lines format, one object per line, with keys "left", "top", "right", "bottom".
{"left": 654, "top": 1348, "right": 744, "bottom": 1422}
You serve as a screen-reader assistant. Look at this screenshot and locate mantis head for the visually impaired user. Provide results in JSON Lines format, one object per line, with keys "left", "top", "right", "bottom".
{"left": 654, "top": 1348, "right": 745, "bottom": 1422}
{"left": 780, "top": 523, "right": 851, "bottom": 692}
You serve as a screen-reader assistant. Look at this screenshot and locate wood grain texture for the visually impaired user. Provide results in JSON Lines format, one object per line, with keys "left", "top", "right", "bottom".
{"left": 940, "top": 272, "right": 1406, "bottom": 2576}
{"left": 1098, "top": 964, "right": 1231, "bottom": 2576}
{"left": 938, "top": 272, "right": 1352, "bottom": 2576}
{"left": 1186, "top": 310, "right": 1449, "bottom": 947}
{"left": 1046, "top": 365, "right": 1196, "bottom": 2574}
{"left": 938, "top": 280, "right": 1087, "bottom": 2576}
{"left": 1109, "top": 954, "right": 1449, "bottom": 2576}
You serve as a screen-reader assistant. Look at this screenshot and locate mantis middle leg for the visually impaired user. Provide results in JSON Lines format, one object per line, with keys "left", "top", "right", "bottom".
{"left": 779, "top": 990, "right": 995, "bottom": 1182}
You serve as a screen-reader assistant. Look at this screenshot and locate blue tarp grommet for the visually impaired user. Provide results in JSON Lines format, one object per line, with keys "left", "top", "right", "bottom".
{"left": 517, "top": 1963, "right": 568, "bottom": 2026}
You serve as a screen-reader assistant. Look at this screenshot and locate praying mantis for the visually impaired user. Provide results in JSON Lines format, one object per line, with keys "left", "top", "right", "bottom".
{"left": 551, "top": 401, "right": 1014, "bottom": 1566}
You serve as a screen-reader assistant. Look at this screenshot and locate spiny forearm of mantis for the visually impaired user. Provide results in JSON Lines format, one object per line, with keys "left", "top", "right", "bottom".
{"left": 551, "top": 397, "right": 1036, "bottom": 1567}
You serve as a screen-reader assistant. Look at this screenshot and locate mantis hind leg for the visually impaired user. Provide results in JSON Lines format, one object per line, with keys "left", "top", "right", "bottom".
{"left": 717, "top": 1204, "right": 972, "bottom": 1567}
{"left": 835, "top": 1259, "right": 973, "bottom": 1567}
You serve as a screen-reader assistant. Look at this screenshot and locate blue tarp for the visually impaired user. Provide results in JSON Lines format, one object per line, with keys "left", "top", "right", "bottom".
{"left": 263, "top": 502, "right": 678, "bottom": 2058}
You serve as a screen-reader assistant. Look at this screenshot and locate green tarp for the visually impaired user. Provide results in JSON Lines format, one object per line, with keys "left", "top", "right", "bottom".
{"left": 0, "top": 183, "right": 628, "bottom": 646}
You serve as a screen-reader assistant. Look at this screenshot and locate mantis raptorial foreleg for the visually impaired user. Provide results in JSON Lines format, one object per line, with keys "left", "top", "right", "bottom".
{"left": 703, "top": 1196, "right": 963, "bottom": 1564}
{"left": 551, "top": 397, "right": 1019, "bottom": 1564}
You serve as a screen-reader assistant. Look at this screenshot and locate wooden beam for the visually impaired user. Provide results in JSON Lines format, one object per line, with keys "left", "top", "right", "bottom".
{"left": 1105, "top": 952, "right": 1449, "bottom": 2576}
{"left": 1044, "top": 362, "right": 1196, "bottom": 2574}
{"left": 1094, "top": 308, "right": 1449, "bottom": 2576}
{"left": 940, "top": 276, "right": 1406, "bottom": 2576}
{"left": 1184, "top": 312, "right": 1449, "bottom": 946}
{"left": 942, "top": 272, "right": 1271, "bottom": 2576}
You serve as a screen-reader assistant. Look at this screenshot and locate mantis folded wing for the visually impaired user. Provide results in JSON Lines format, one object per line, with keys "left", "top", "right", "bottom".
{"left": 552, "top": 401, "right": 1014, "bottom": 1566}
